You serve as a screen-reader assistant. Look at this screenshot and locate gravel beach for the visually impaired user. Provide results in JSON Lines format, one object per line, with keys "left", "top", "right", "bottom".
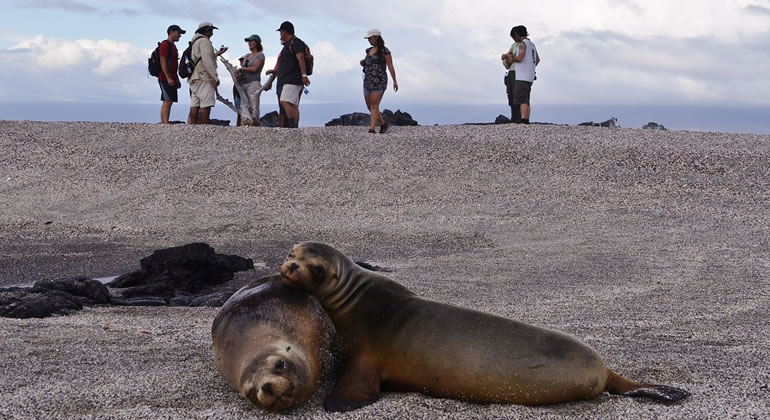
{"left": 1, "top": 120, "right": 768, "bottom": 419}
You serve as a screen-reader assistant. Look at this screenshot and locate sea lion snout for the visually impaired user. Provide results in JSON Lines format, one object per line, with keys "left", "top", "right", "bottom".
{"left": 244, "top": 375, "right": 295, "bottom": 411}
{"left": 288, "top": 262, "right": 299, "bottom": 272}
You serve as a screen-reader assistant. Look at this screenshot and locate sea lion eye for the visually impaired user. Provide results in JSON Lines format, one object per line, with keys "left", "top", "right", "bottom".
{"left": 275, "top": 360, "right": 287, "bottom": 371}
{"left": 311, "top": 265, "right": 325, "bottom": 276}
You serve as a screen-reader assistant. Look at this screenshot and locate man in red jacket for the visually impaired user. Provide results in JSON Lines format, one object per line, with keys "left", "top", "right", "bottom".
{"left": 158, "top": 24, "right": 185, "bottom": 124}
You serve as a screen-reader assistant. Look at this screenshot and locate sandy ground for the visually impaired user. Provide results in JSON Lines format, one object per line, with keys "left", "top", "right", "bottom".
{"left": 0, "top": 121, "right": 768, "bottom": 419}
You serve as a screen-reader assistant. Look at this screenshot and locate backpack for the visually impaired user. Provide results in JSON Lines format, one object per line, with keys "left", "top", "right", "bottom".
{"left": 148, "top": 41, "right": 170, "bottom": 77}
{"left": 178, "top": 37, "right": 203, "bottom": 79}
{"left": 290, "top": 38, "right": 314, "bottom": 76}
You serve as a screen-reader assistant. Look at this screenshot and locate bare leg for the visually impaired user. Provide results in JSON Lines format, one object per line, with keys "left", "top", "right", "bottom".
{"left": 281, "top": 101, "right": 299, "bottom": 127}
{"left": 199, "top": 107, "right": 212, "bottom": 125}
{"left": 188, "top": 106, "right": 199, "bottom": 125}
{"left": 520, "top": 103, "right": 531, "bottom": 120}
{"left": 161, "top": 101, "right": 172, "bottom": 124}
{"left": 368, "top": 91, "right": 385, "bottom": 131}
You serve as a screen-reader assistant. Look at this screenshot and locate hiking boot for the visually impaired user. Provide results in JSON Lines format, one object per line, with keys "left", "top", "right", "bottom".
{"left": 379, "top": 122, "right": 390, "bottom": 134}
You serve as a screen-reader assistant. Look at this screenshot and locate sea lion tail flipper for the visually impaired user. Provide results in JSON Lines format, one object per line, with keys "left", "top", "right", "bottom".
{"left": 323, "top": 358, "right": 381, "bottom": 412}
{"left": 606, "top": 369, "right": 690, "bottom": 403}
{"left": 621, "top": 384, "right": 690, "bottom": 403}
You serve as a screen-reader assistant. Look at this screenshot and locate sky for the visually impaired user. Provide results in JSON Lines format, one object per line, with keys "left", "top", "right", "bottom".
{"left": 1, "top": 0, "right": 769, "bottom": 125}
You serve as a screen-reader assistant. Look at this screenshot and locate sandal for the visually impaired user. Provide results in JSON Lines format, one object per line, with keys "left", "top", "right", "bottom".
{"left": 379, "top": 122, "right": 390, "bottom": 134}
{"left": 368, "top": 129, "right": 376, "bottom": 134}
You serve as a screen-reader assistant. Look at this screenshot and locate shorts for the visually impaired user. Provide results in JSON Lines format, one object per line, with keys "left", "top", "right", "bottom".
{"left": 159, "top": 79, "right": 178, "bottom": 103}
{"left": 513, "top": 80, "right": 532, "bottom": 105}
{"left": 189, "top": 80, "right": 216, "bottom": 108}
{"left": 279, "top": 84, "right": 303, "bottom": 106}
{"left": 363, "top": 87, "right": 385, "bottom": 96}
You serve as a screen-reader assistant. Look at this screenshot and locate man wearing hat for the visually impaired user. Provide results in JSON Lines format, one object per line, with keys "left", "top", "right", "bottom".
{"left": 158, "top": 24, "right": 185, "bottom": 124}
{"left": 275, "top": 21, "right": 310, "bottom": 128}
{"left": 187, "top": 22, "right": 227, "bottom": 125}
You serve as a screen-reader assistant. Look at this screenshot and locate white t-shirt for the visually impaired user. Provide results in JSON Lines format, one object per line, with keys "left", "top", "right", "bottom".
{"left": 515, "top": 39, "right": 538, "bottom": 82}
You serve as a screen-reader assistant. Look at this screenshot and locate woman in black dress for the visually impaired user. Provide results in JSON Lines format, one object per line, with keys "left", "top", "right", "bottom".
{"left": 360, "top": 29, "right": 398, "bottom": 133}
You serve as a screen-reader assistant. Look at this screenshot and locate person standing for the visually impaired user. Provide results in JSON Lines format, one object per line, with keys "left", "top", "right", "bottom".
{"left": 188, "top": 22, "right": 227, "bottom": 125}
{"left": 501, "top": 27, "right": 521, "bottom": 123}
{"left": 158, "top": 24, "right": 185, "bottom": 124}
{"left": 236, "top": 34, "right": 266, "bottom": 125}
{"left": 275, "top": 21, "right": 310, "bottom": 128}
{"left": 511, "top": 25, "right": 540, "bottom": 124}
{"left": 360, "top": 29, "right": 398, "bottom": 134}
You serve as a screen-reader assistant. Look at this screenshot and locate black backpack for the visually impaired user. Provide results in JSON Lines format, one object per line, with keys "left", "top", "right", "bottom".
{"left": 290, "top": 38, "right": 314, "bottom": 76}
{"left": 178, "top": 37, "right": 203, "bottom": 79}
{"left": 148, "top": 40, "right": 170, "bottom": 77}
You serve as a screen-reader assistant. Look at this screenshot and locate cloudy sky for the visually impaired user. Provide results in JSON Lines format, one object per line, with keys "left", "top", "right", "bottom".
{"left": 1, "top": 0, "right": 769, "bottom": 114}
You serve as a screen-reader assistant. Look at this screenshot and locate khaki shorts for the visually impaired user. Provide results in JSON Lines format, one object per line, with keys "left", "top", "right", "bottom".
{"left": 279, "top": 84, "right": 303, "bottom": 106}
{"left": 513, "top": 80, "right": 532, "bottom": 105}
{"left": 189, "top": 80, "right": 216, "bottom": 108}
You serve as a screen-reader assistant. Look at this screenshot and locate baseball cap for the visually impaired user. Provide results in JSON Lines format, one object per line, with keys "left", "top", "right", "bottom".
{"left": 276, "top": 21, "right": 295, "bottom": 34}
{"left": 196, "top": 22, "right": 219, "bottom": 32}
{"left": 365, "top": 29, "right": 382, "bottom": 38}
{"left": 244, "top": 34, "right": 262, "bottom": 43}
{"left": 167, "top": 25, "right": 186, "bottom": 34}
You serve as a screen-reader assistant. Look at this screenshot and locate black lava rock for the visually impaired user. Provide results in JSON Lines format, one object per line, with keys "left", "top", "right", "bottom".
{"left": 325, "top": 109, "right": 418, "bottom": 126}
{"left": 108, "top": 242, "right": 253, "bottom": 300}
{"left": 0, "top": 287, "right": 83, "bottom": 319}
{"left": 32, "top": 276, "right": 111, "bottom": 304}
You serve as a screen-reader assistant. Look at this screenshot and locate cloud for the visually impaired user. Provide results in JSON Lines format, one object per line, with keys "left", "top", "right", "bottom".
{"left": 16, "top": 0, "right": 99, "bottom": 14}
{"left": 1, "top": 35, "right": 152, "bottom": 102}
{"left": 745, "top": 5, "right": 770, "bottom": 15}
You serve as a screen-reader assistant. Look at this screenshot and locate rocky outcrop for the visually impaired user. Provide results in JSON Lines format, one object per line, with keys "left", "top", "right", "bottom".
{"left": 579, "top": 117, "right": 619, "bottom": 128}
{"left": 0, "top": 243, "right": 388, "bottom": 318}
{"left": 495, "top": 115, "right": 512, "bottom": 124}
{"left": 0, "top": 276, "right": 111, "bottom": 319}
{"left": 643, "top": 122, "right": 667, "bottom": 130}
{"left": 325, "top": 109, "right": 418, "bottom": 126}
{"left": 259, "top": 111, "right": 280, "bottom": 127}
{"left": 107, "top": 242, "right": 253, "bottom": 300}
{"left": 0, "top": 286, "right": 83, "bottom": 318}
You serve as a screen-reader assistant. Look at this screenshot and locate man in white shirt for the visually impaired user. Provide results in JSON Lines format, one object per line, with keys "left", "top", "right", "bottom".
{"left": 511, "top": 25, "right": 540, "bottom": 124}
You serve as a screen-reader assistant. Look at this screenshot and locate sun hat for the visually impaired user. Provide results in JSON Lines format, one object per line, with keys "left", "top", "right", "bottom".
{"left": 365, "top": 29, "right": 382, "bottom": 38}
{"left": 196, "top": 22, "right": 218, "bottom": 32}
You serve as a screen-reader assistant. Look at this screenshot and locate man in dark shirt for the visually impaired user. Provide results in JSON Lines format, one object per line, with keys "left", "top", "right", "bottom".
{"left": 158, "top": 24, "right": 185, "bottom": 124}
{"left": 276, "top": 21, "right": 310, "bottom": 128}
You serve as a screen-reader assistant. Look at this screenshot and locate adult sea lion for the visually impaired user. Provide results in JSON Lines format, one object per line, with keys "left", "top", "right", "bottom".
{"left": 280, "top": 241, "right": 690, "bottom": 412}
{"left": 211, "top": 274, "right": 335, "bottom": 411}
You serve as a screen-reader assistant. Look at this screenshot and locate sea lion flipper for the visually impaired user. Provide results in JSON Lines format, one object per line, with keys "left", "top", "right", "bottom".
{"left": 323, "top": 357, "right": 381, "bottom": 412}
{"left": 606, "top": 369, "right": 689, "bottom": 403}
{"left": 622, "top": 385, "right": 690, "bottom": 403}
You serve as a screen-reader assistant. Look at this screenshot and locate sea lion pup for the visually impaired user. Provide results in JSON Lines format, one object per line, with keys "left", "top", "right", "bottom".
{"left": 280, "top": 241, "right": 690, "bottom": 412}
{"left": 211, "top": 274, "right": 335, "bottom": 412}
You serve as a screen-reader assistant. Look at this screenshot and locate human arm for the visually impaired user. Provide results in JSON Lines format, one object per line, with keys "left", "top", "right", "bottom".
{"left": 295, "top": 41, "right": 310, "bottom": 86}
{"left": 385, "top": 53, "right": 398, "bottom": 92}
{"left": 513, "top": 42, "right": 526, "bottom": 63}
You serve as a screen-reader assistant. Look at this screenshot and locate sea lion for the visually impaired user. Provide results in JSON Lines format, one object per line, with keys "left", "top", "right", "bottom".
{"left": 279, "top": 241, "right": 690, "bottom": 412}
{"left": 211, "top": 274, "right": 335, "bottom": 412}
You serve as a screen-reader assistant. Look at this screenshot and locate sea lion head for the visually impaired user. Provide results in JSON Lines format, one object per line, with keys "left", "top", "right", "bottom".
{"left": 239, "top": 345, "right": 313, "bottom": 412}
{"left": 280, "top": 242, "right": 340, "bottom": 293}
